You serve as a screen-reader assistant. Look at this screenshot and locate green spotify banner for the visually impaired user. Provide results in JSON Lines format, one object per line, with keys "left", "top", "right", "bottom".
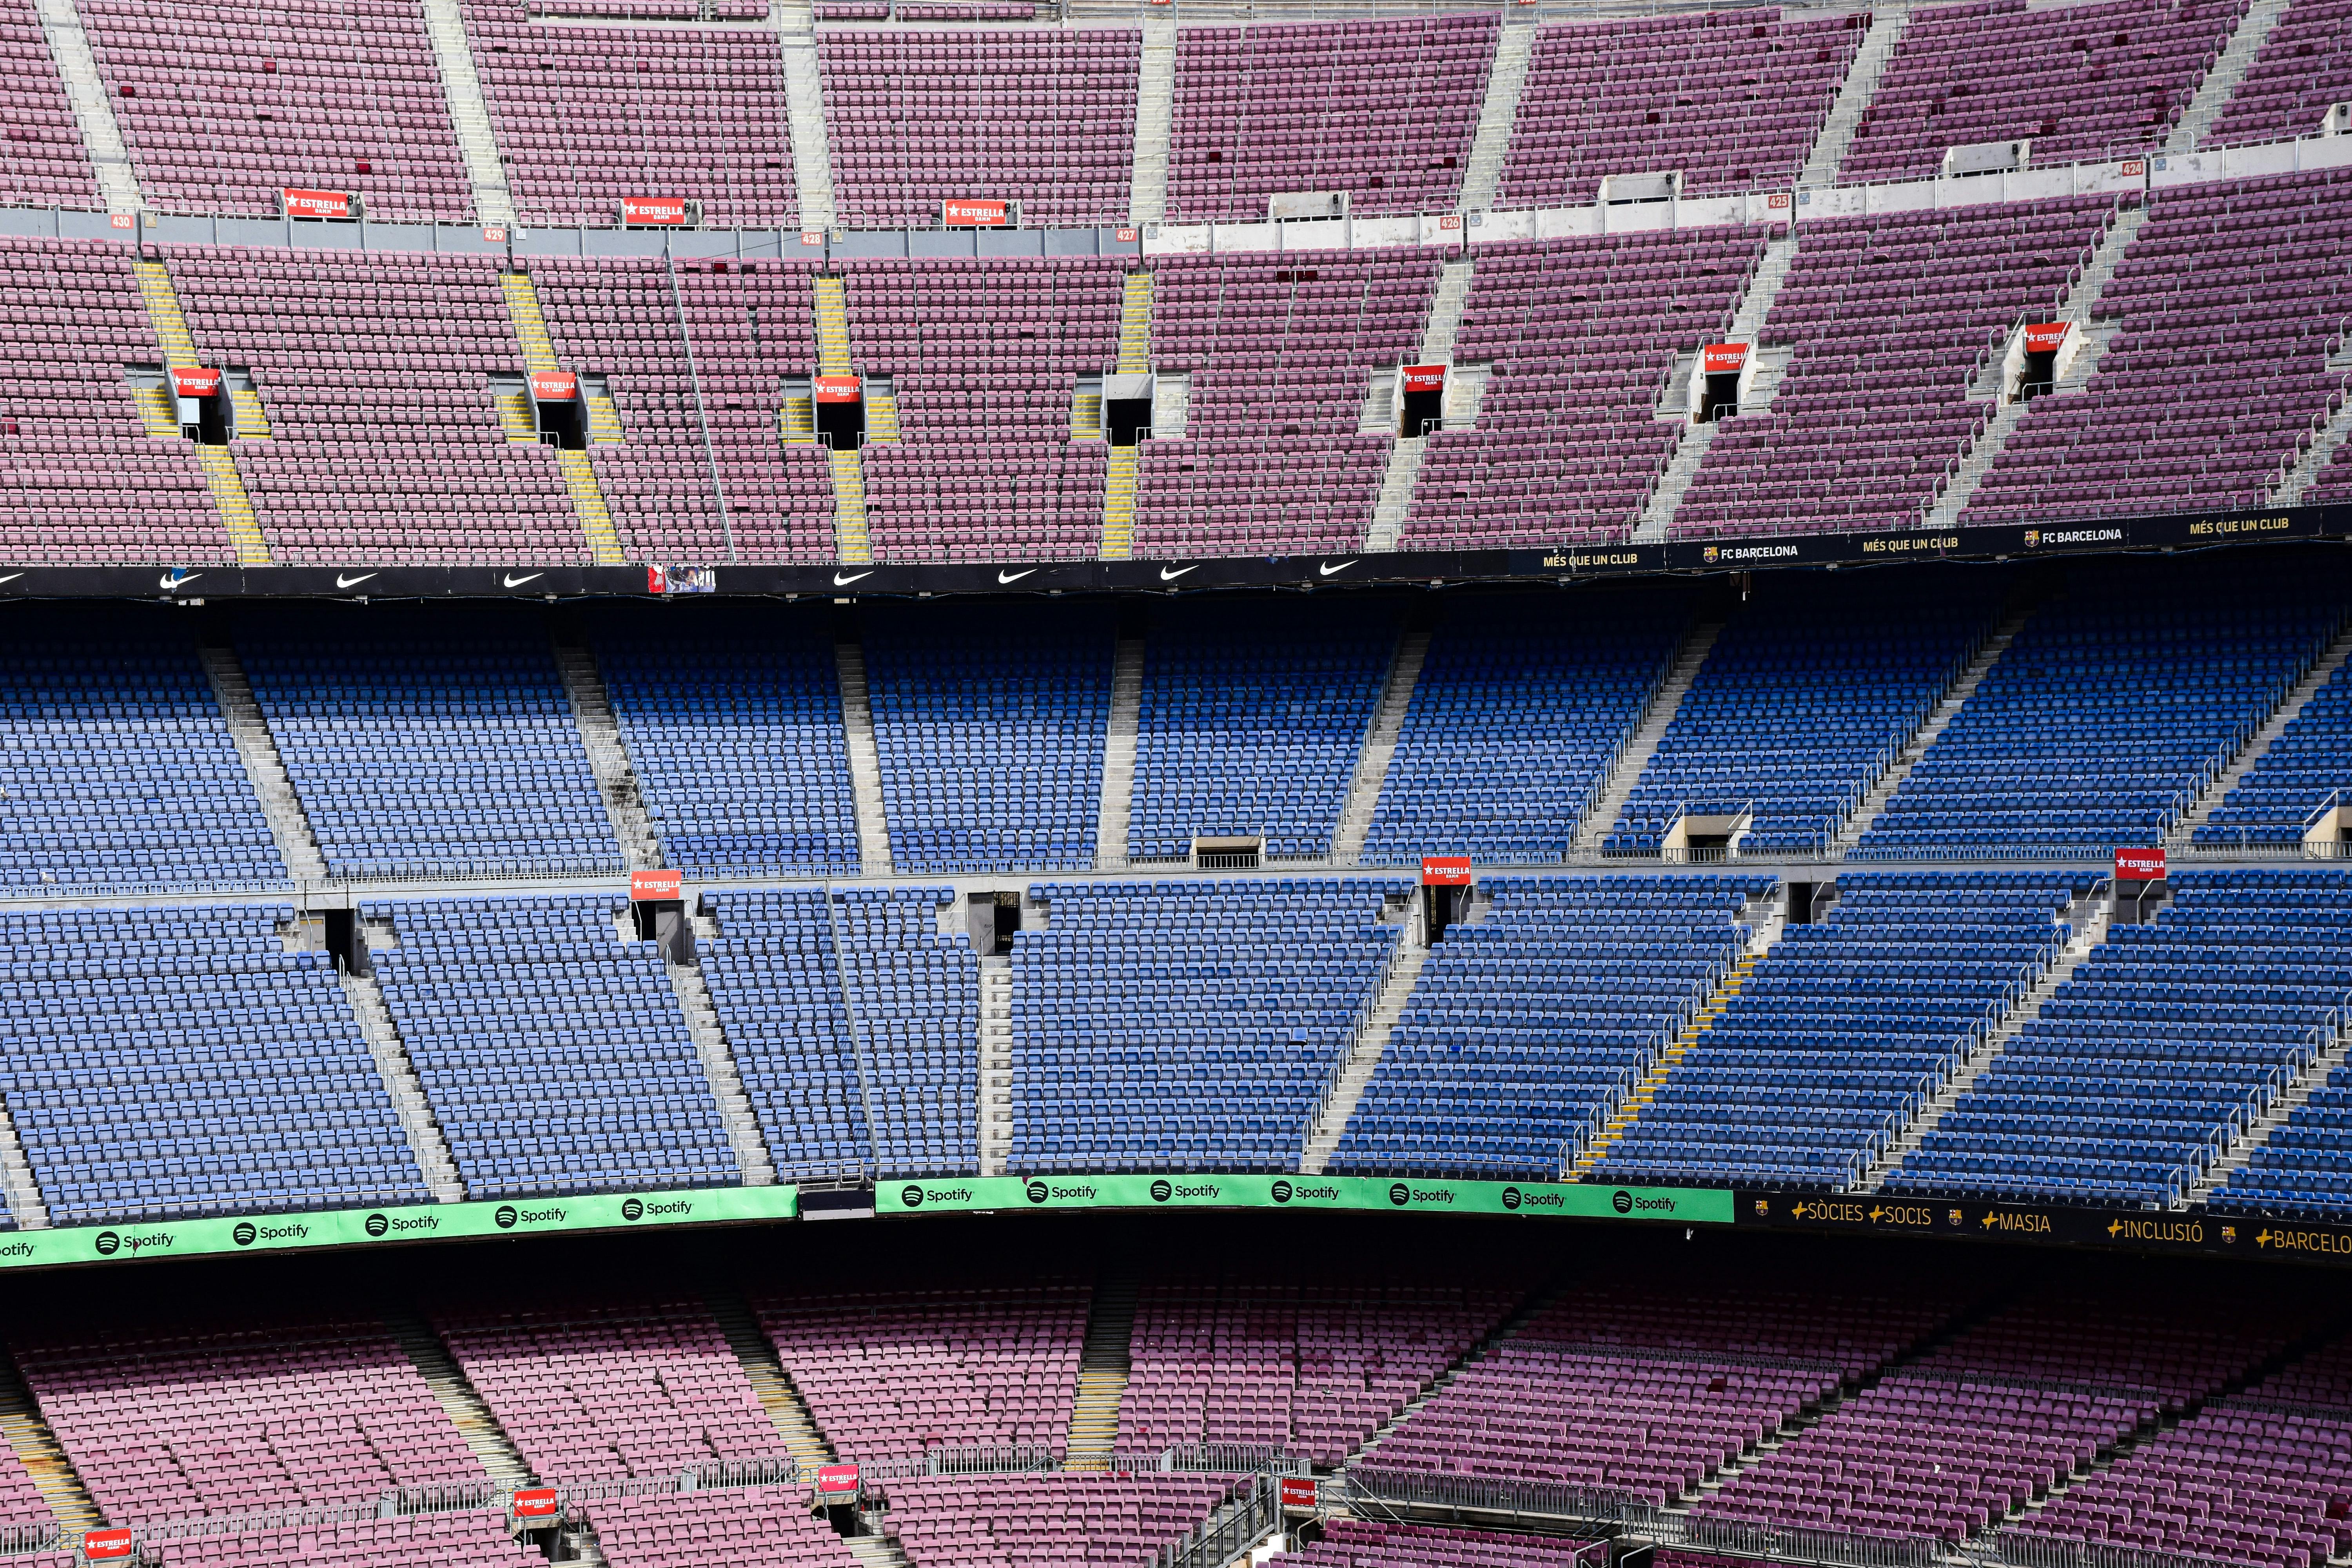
{"left": 0, "top": 1185, "right": 800, "bottom": 1271}
{"left": 878, "top": 1173, "right": 1732, "bottom": 1223}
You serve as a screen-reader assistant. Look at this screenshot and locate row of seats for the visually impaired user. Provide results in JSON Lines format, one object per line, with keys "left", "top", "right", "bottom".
{"left": 13, "top": 173, "right": 2352, "bottom": 564}
{"left": 8, "top": 1258, "right": 2350, "bottom": 1565}
{"left": 8, "top": 0, "right": 2345, "bottom": 223}
{"left": 7, "top": 868, "right": 2343, "bottom": 1226}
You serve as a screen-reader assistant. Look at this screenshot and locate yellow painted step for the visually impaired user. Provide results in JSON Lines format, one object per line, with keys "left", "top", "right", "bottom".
{"left": 829, "top": 446, "right": 869, "bottom": 564}
{"left": 586, "top": 394, "right": 624, "bottom": 445}
{"left": 1115, "top": 272, "right": 1152, "bottom": 373}
{"left": 134, "top": 259, "right": 198, "bottom": 365}
{"left": 779, "top": 396, "right": 815, "bottom": 442}
{"left": 1100, "top": 445, "right": 1138, "bottom": 561}
{"left": 813, "top": 276, "right": 853, "bottom": 376}
{"left": 496, "top": 390, "right": 537, "bottom": 443}
{"left": 0, "top": 1376, "right": 100, "bottom": 1533}
{"left": 134, "top": 384, "right": 178, "bottom": 438}
{"left": 501, "top": 271, "right": 560, "bottom": 372}
{"left": 864, "top": 385, "right": 900, "bottom": 443}
{"left": 1071, "top": 391, "right": 1103, "bottom": 441}
{"left": 230, "top": 387, "right": 270, "bottom": 439}
{"left": 556, "top": 447, "right": 627, "bottom": 565}
{"left": 196, "top": 444, "right": 271, "bottom": 565}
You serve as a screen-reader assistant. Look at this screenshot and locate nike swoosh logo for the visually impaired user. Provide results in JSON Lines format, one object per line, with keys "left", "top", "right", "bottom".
{"left": 160, "top": 572, "right": 200, "bottom": 591}
{"left": 1158, "top": 564, "right": 1198, "bottom": 581}
{"left": 502, "top": 573, "right": 543, "bottom": 588}
{"left": 833, "top": 570, "right": 873, "bottom": 586}
{"left": 1318, "top": 561, "right": 1357, "bottom": 577}
{"left": 335, "top": 572, "right": 378, "bottom": 589}
{"left": 997, "top": 568, "right": 1037, "bottom": 584}
{"left": 0, "top": 575, "right": 24, "bottom": 586}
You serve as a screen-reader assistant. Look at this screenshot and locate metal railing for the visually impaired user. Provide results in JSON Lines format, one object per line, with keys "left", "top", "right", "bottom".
{"left": 1984, "top": 1532, "right": 2256, "bottom": 1568}
{"left": 1340, "top": 1467, "right": 1945, "bottom": 1568}
{"left": 1151, "top": 1468, "right": 1277, "bottom": 1568}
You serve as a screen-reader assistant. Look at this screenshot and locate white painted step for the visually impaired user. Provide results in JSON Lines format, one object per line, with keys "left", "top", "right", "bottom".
{"left": 1332, "top": 628, "right": 1430, "bottom": 864}
{"left": 31, "top": 0, "right": 140, "bottom": 213}
{"left": 1569, "top": 621, "right": 1721, "bottom": 855}
{"left": 1129, "top": 15, "right": 1175, "bottom": 225}
{"left": 420, "top": 0, "right": 517, "bottom": 228}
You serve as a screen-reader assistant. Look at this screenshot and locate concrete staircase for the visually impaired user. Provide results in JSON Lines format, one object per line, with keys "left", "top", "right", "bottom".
{"left": 135, "top": 260, "right": 272, "bottom": 564}
{"left": 0, "top": 1361, "right": 98, "bottom": 1533}
{"left": 1568, "top": 621, "right": 1722, "bottom": 857}
{"left": 1366, "top": 260, "right": 1475, "bottom": 552}
{"left": 1094, "top": 632, "right": 1145, "bottom": 870}
{"left": 342, "top": 968, "right": 467, "bottom": 1203}
{"left": 1857, "top": 893, "right": 2114, "bottom": 1193}
{"left": 1301, "top": 916, "right": 1430, "bottom": 1176}
{"left": 554, "top": 639, "right": 662, "bottom": 870}
{"left": 1333, "top": 628, "right": 1431, "bottom": 864}
{"left": 776, "top": 0, "right": 837, "bottom": 230}
{"left": 2272, "top": 338, "right": 2352, "bottom": 505}
{"left": 419, "top": 0, "right": 517, "bottom": 227}
{"left": 1065, "top": 1266, "right": 1138, "bottom": 1470}
{"left": 1798, "top": 5, "right": 1911, "bottom": 188}
{"left": 835, "top": 640, "right": 893, "bottom": 873}
{"left": 666, "top": 949, "right": 777, "bottom": 1187}
{"left": 32, "top": 0, "right": 139, "bottom": 214}
{"left": 199, "top": 642, "right": 327, "bottom": 881}
{"left": 845, "top": 1534, "right": 913, "bottom": 1568}
{"left": 1835, "top": 600, "right": 2037, "bottom": 851}
{"left": 1115, "top": 274, "right": 1152, "bottom": 372}
{"left": 1100, "top": 275, "right": 1154, "bottom": 559}
{"left": 385, "top": 1309, "right": 536, "bottom": 1486}
{"left": 0, "top": 1095, "right": 47, "bottom": 1229}
{"left": 1355, "top": 1277, "right": 1564, "bottom": 1463}
{"left": 1457, "top": 24, "right": 1534, "bottom": 213}
{"left": 829, "top": 448, "right": 871, "bottom": 564}
{"left": 1926, "top": 206, "right": 2147, "bottom": 529}
{"left": 2167, "top": 0, "right": 2290, "bottom": 153}
{"left": 814, "top": 274, "right": 854, "bottom": 373}
{"left": 707, "top": 1287, "right": 835, "bottom": 1473}
{"left": 1128, "top": 15, "right": 1176, "bottom": 225}
{"left": 978, "top": 954, "right": 1013, "bottom": 1178}
{"left": 2172, "top": 619, "right": 2352, "bottom": 847}
{"left": 504, "top": 272, "right": 626, "bottom": 563}
{"left": 2192, "top": 1016, "right": 2352, "bottom": 1203}
{"left": 1572, "top": 914, "right": 1779, "bottom": 1178}
{"left": 1632, "top": 230, "right": 1799, "bottom": 543}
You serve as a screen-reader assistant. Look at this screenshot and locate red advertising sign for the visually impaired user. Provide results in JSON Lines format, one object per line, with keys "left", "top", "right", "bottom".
{"left": 815, "top": 375, "right": 861, "bottom": 404}
{"left": 1279, "top": 1477, "right": 1319, "bottom": 1511}
{"left": 2116, "top": 847, "right": 2166, "bottom": 882}
{"left": 168, "top": 367, "right": 221, "bottom": 398}
{"left": 510, "top": 1488, "right": 560, "bottom": 1521}
{"left": 528, "top": 370, "right": 578, "bottom": 402}
{"left": 1702, "top": 343, "right": 1749, "bottom": 375}
{"left": 942, "top": 198, "right": 1011, "bottom": 227}
{"left": 1400, "top": 364, "right": 1446, "bottom": 394}
{"left": 815, "top": 1463, "right": 860, "bottom": 1496}
{"left": 2023, "top": 322, "right": 2068, "bottom": 352}
{"left": 630, "top": 869, "right": 684, "bottom": 901}
{"left": 80, "top": 1531, "right": 136, "bottom": 1563}
{"left": 282, "top": 187, "right": 354, "bottom": 220}
{"left": 621, "top": 195, "right": 691, "bottom": 227}
{"left": 1421, "top": 856, "right": 1472, "bottom": 887}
